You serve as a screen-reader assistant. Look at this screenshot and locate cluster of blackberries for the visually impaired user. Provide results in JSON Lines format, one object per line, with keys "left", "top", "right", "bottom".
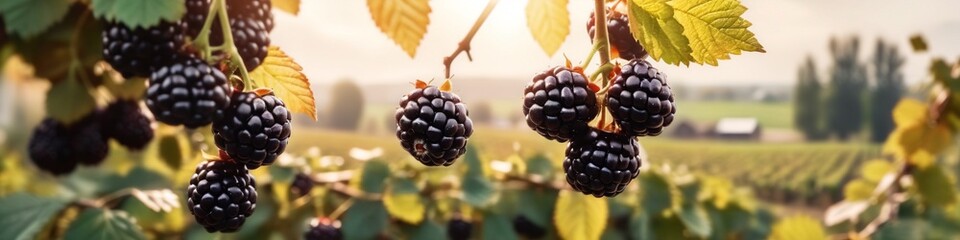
{"left": 28, "top": 101, "right": 154, "bottom": 175}
{"left": 395, "top": 83, "right": 474, "bottom": 166}
{"left": 520, "top": 13, "right": 677, "bottom": 197}
{"left": 103, "top": 0, "right": 274, "bottom": 128}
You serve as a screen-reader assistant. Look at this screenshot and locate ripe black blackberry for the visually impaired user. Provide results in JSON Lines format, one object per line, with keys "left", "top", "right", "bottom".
{"left": 303, "top": 217, "right": 342, "bottom": 240}
{"left": 562, "top": 127, "right": 641, "bottom": 197}
{"left": 146, "top": 55, "right": 231, "bottom": 128}
{"left": 187, "top": 159, "right": 258, "bottom": 232}
{"left": 72, "top": 117, "right": 109, "bottom": 166}
{"left": 395, "top": 85, "right": 473, "bottom": 166}
{"left": 447, "top": 214, "right": 472, "bottom": 240}
{"left": 606, "top": 59, "right": 675, "bottom": 136}
{"left": 523, "top": 66, "right": 598, "bottom": 142}
{"left": 513, "top": 215, "right": 548, "bottom": 239}
{"left": 213, "top": 91, "right": 291, "bottom": 169}
{"left": 587, "top": 11, "right": 648, "bottom": 60}
{"left": 290, "top": 173, "right": 314, "bottom": 198}
{"left": 102, "top": 20, "right": 186, "bottom": 78}
{"left": 103, "top": 101, "right": 154, "bottom": 150}
{"left": 28, "top": 119, "right": 78, "bottom": 175}
{"left": 229, "top": 17, "right": 269, "bottom": 71}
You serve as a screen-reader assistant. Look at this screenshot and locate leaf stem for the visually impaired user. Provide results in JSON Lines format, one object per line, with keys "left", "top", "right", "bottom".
{"left": 443, "top": 0, "right": 499, "bottom": 79}
{"left": 193, "top": 0, "right": 221, "bottom": 60}
{"left": 579, "top": 40, "right": 602, "bottom": 70}
{"left": 211, "top": 0, "right": 256, "bottom": 90}
{"left": 593, "top": 0, "right": 613, "bottom": 88}
{"left": 328, "top": 198, "right": 355, "bottom": 220}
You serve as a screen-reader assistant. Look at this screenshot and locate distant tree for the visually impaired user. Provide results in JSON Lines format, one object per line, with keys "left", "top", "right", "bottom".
{"left": 470, "top": 101, "right": 494, "bottom": 125}
{"left": 826, "top": 37, "right": 868, "bottom": 141}
{"left": 327, "top": 79, "right": 365, "bottom": 131}
{"left": 794, "top": 56, "right": 826, "bottom": 140}
{"left": 869, "top": 39, "right": 905, "bottom": 143}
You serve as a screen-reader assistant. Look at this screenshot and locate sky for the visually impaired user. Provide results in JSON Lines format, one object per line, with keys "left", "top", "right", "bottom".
{"left": 270, "top": 0, "right": 960, "bottom": 87}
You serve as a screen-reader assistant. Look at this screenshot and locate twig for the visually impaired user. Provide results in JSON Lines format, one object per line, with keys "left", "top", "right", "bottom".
{"left": 592, "top": 0, "right": 613, "bottom": 80}
{"left": 443, "top": 0, "right": 500, "bottom": 79}
{"left": 855, "top": 163, "right": 912, "bottom": 238}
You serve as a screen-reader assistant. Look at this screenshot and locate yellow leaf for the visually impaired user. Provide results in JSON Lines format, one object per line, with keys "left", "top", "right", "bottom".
{"left": 554, "top": 190, "right": 607, "bottom": 240}
{"left": 526, "top": 0, "right": 570, "bottom": 56}
{"left": 769, "top": 216, "right": 827, "bottom": 240}
{"left": 249, "top": 46, "right": 317, "bottom": 121}
{"left": 383, "top": 193, "right": 425, "bottom": 224}
{"left": 669, "top": 0, "right": 765, "bottom": 66}
{"left": 843, "top": 179, "right": 874, "bottom": 201}
{"left": 892, "top": 99, "right": 927, "bottom": 127}
{"left": 367, "top": 0, "right": 430, "bottom": 58}
{"left": 627, "top": 0, "right": 694, "bottom": 65}
{"left": 860, "top": 160, "right": 893, "bottom": 183}
{"left": 272, "top": 0, "right": 300, "bottom": 15}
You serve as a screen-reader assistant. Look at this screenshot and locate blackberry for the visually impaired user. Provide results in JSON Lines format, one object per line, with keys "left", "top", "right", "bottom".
{"left": 447, "top": 214, "right": 472, "bottom": 240}
{"left": 186, "top": 159, "right": 258, "bottom": 232}
{"left": 587, "top": 11, "right": 648, "bottom": 60}
{"left": 28, "top": 119, "right": 78, "bottom": 175}
{"left": 72, "top": 117, "right": 109, "bottom": 166}
{"left": 184, "top": 0, "right": 211, "bottom": 38}
{"left": 213, "top": 91, "right": 291, "bottom": 169}
{"left": 562, "top": 128, "right": 641, "bottom": 197}
{"left": 103, "top": 101, "right": 154, "bottom": 150}
{"left": 395, "top": 86, "right": 473, "bottom": 166}
{"left": 304, "top": 217, "right": 342, "bottom": 240}
{"left": 183, "top": 0, "right": 271, "bottom": 71}
{"left": 229, "top": 17, "right": 269, "bottom": 71}
{"left": 290, "top": 173, "right": 314, "bottom": 198}
{"left": 606, "top": 59, "right": 675, "bottom": 136}
{"left": 513, "top": 215, "right": 548, "bottom": 239}
{"left": 523, "top": 66, "right": 598, "bottom": 142}
{"left": 146, "top": 55, "right": 231, "bottom": 128}
{"left": 102, "top": 20, "right": 186, "bottom": 78}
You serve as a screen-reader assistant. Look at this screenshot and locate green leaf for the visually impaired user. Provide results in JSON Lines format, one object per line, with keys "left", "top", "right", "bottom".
{"left": 157, "top": 134, "right": 188, "bottom": 170}
{"left": 627, "top": 0, "right": 693, "bottom": 65}
{"left": 366, "top": 0, "right": 430, "bottom": 57}
{"left": 669, "top": 0, "right": 765, "bottom": 66}
{"left": 874, "top": 218, "right": 929, "bottom": 240}
{"left": 768, "top": 216, "right": 826, "bottom": 240}
{"left": 0, "top": 193, "right": 69, "bottom": 240}
{"left": 913, "top": 165, "right": 957, "bottom": 207}
{"left": 360, "top": 160, "right": 390, "bottom": 193}
{"left": 638, "top": 172, "right": 680, "bottom": 215}
{"left": 482, "top": 211, "right": 519, "bottom": 240}
{"left": 272, "top": 0, "right": 300, "bottom": 15}
{"left": 64, "top": 208, "right": 146, "bottom": 240}
{"left": 463, "top": 145, "right": 494, "bottom": 207}
{"left": 525, "top": 153, "right": 554, "bottom": 179}
{"left": 409, "top": 220, "right": 445, "bottom": 240}
{"left": 383, "top": 178, "right": 425, "bottom": 224}
{"left": 678, "top": 205, "right": 711, "bottom": 238}
{"left": 12, "top": 7, "right": 103, "bottom": 81}
{"left": 45, "top": 73, "right": 96, "bottom": 125}
{"left": 91, "top": 0, "right": 185, "bottom": 28}
{"left": 342, "top": 200, "right": 389, "bottom": 240}
{"left": 650, "top": 215, "right": 687, "bottom": 240}
{"left": 0, "top": 0, "right": 72, "bottom": 39}
{"left": 526, "top": 0, "right": 569, "bottom": 56}
{"left": 554, "top": 190, "right": 607, "bottom": 240}
{"left": 517, "top": 189, "right": 558, "bottom": 227}
{"left": 628, "top": 212, "right": 651, "bottom": 240}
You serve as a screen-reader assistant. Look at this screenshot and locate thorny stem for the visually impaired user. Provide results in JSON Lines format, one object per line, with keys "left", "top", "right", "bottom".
{"left": 443, "top": 0, "right": 499, "bottom": 79}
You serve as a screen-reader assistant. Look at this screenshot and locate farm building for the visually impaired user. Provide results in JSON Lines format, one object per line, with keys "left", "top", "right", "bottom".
{"left": 712, "top": 118, "right": 762, "bottom": 140}
{"left": 670, "top": 120, "right": 704, "bottom": 139}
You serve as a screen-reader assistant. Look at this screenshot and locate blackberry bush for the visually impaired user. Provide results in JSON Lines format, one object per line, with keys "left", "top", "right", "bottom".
{"left": 102, "top": 20, "right": 186, "bottom": 78}
{"left": 213, "top": 91, "right": 291, "bottom": 169}
{"left": 587, "top": 11, "right": 648, "bottom": 60}
{"left": 102, "top": 101, "right": 154, "bottom": 150}
{"left": 186, "top": 159, "right": 258, "bottom": 232}
{"left": 145, "top": 55, "right": 231, "bottom": 128}
{"left": 513, "top": 215, "right": 548, "bottom": 239}
{"left": 395, "top": 85, "right": 473, "bottom": 166}
{"left": 562, "top": 127, "right": 641, "bottom": 197}
{"left": 523, "top": 66, "right": 598, "bottom": 142}
{"left": 448, "top": 214, "right": 472, "bottom": 240}
{"left": 606, "top": 59, "right": 676, "bottom": 136}
{"left": 304, "top": 217, "right": 342, "bottom": 240}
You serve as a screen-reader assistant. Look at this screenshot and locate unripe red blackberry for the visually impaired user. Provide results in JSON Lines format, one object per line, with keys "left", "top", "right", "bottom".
{"left": 606, "top": 59, "right": 676, "bottom": 136}
{"left": 395, "top": 85, "right": 473, "bottom": 166}
{"left": 213, "top": 91, "right": 291, "bottom": 169}
{"left": 448, "top": 214, "right": 472, "bottom": 240}
{"left": 513, "top": 215, "right": 548, "bottom": 239}
{"left": 102, "top": 20, "right": 186, "bottom": 78}
{"left": 102, "top": 101, "right": 154, "bottom": 150}
{"left": 186, "top": 159, "right": 258, "bottom": 232}
{"left": 562, "top": 128, "right": 641, "bottom": 197}
{"left": 304, "top": 217, "right": 342, "bottom": 240}
{"left": 523, "top": 66, "right": 598, "bottom": 142}
{"left": 587, "top": 11, "right": 648, "bottom": 60}
{"left": 145, "top": 55, "right": 231, "bottom": 128}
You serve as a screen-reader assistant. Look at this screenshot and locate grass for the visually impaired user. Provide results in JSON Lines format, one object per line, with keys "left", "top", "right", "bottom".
{"left": 673, "top": 100, "right": 794, "bottom": 129}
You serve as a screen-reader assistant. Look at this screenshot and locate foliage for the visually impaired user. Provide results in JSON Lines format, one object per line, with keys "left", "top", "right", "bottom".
{"left": 327, "top": 80, "right": 365, "bottom": 131}
{"left": 795, "top": 56, "right": 826, "bottom": 140}
{"left": 826, "top": 36, "right": 868, "bottom": 141}
{"left": 869, "top": 39, "right": 905, "bottom": 143}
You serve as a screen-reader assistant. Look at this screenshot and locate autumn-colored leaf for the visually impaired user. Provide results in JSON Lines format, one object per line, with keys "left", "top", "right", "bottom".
{"left": 627, "top": 0, "right": 694, "bottom": 65}
{"left": 526, "top": 0, "right": 570, "bottom": 56}
{"left": 554, "top": 190, "right": 607, "bottom": 240}
{"left": 249, "top": 46, "right": 317, "bottom": 121}
{"left": 367, "top": 0, "right": 431, "bottom": 58}
{"left": 272, "top": 0, "right": 300, "bottom": 15}
{"left": 670, "top": 0, "right": 765, "bottom": 66}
